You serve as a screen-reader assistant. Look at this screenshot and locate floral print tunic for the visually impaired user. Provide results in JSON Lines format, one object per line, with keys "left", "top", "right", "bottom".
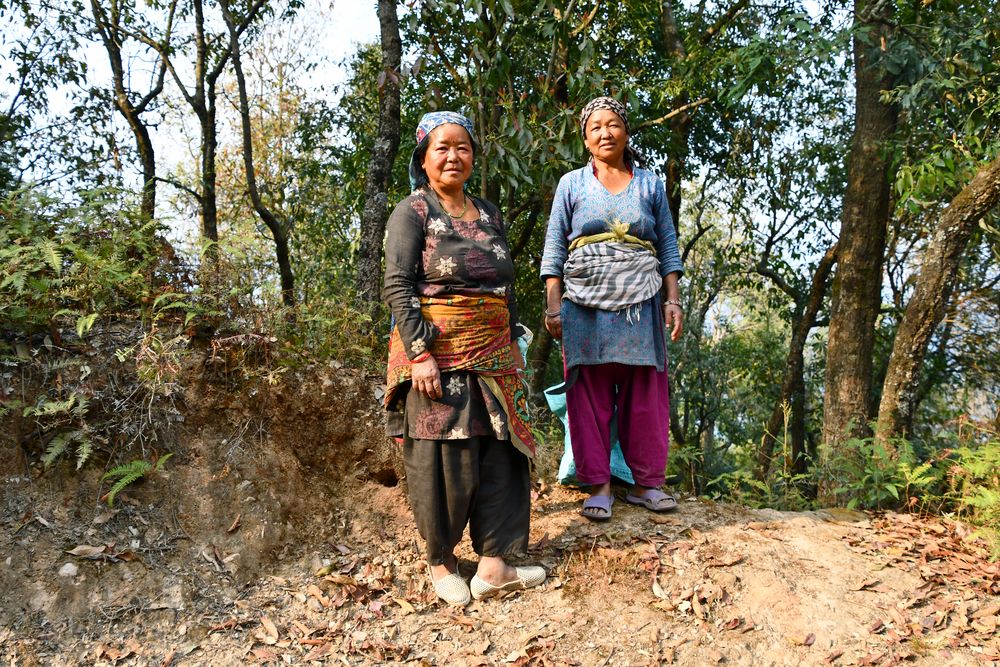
{"left": 383, "top": 188, "right": 526, "bottom": 441}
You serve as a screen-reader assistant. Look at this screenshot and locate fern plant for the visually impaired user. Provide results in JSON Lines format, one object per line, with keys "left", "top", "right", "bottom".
{"left": 101, "top": 453, "right": 173, "bottom": 506}
{"left": 24, "top": 391, "right": 96, "bottom": 469}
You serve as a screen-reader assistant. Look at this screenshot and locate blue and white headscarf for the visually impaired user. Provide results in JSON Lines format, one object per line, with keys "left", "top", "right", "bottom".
{"left": 408, "top": 111, "right": 478, "bottom": 190}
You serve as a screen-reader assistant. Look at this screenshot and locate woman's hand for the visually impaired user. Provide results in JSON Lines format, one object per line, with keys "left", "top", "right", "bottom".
{"left": 663, "top": 304, "right": 683, "bottom": 342}
{"left": 544, "top": 313, "right": 562, "bottom": 340}
{"left": 544, "top": 277, "right": 563, "bottom": 340}
{"left": 411, "top": 355, "right": 443, "bottom": 399}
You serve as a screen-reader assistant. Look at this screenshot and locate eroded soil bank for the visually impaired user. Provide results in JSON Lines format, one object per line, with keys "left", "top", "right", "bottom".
{"left": 2, "top": 355, "right": 998, "bottom": 666}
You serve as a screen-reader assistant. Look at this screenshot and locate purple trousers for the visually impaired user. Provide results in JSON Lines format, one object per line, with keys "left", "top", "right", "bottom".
{"left": 565, "top": 363, "right": 671, "bottom": 488}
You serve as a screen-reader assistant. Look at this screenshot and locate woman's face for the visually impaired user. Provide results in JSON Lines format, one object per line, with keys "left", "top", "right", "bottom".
{"left": 583, "top": 109, "right": 628, "bottom": 165}
{"left": 421, "top": 123, "right": 474, "bottom": 192}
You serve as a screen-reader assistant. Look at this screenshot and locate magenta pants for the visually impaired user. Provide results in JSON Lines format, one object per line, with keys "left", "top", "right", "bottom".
{"left": 565, "top": 363, "right": 671, "bottom": 488}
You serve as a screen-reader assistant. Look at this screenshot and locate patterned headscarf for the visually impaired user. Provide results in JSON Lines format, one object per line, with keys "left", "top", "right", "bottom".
{"left": 579, "top": 96, "right": 631, "bottom": 136}
{"left": 408, "top": 111, "right": 478, "bottom": 190}
{"left": 578, "top": 96, "right": 642, "bottom": 169}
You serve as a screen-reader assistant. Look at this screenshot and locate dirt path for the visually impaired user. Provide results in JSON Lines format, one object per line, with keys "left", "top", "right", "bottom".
{"left": 3, "top": 475, "right": 998, "bottom": 666}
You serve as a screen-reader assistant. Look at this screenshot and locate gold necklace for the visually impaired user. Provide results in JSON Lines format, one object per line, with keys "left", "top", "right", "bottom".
{"left": 432, "top": 188, "right": 468, "bottom": 219}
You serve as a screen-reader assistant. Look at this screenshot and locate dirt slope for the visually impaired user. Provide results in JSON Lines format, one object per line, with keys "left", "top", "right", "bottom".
{"left": 2, "top": 361, "right": 999, "bottom": 666}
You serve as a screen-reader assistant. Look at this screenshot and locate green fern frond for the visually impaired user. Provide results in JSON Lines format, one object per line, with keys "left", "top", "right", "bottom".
{"left": 24, "top": 394, "right": 79, "bottom": 418}
{"left": 0, "top": 400, "right": 22, "bottom": 420}
{"left": 75, "top": 435, "right": 93, "bottom": 470}
{"left": 0, "top": 271, "right": 27, "bottom": 293}
{"left": 105, "top": 468, "right": 148, "bottom": 506}
{"left": 42, "top": 433, "right": 71, "bottom": 468}
{"left": 100, "top": 454, "right": 172, "bottom": 506}
{"left": 154, "top": 452, "right": 174, "bottom": 471}
{"left": 102, "top": 459, "right": 152, "bottom": 481}
{"left": 40, "top": 240, "right": 63, "bottom": 274}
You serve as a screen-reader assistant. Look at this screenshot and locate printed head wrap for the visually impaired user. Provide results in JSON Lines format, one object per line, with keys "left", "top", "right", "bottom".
{"left": 579, "top": 96, "right": 631, "bottom": 136}
{"left": 578, "top": 96, "right": 643, "bottom": 169}
{"left": 408, "top": 111, "right": 478, "bottom": 190}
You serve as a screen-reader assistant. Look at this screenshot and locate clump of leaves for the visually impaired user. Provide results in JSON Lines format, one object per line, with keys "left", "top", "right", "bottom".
{"left": 27, "top": 394, "right": 94, "bottom": 469}
{"left": 826, "top": 436, "right": 940, "bottom": 510}
{"left": 0, "top": 187, "right": 161, "bottom": 338}
{"left": 101, "top": 453, "right": 173, "bottom": 506}
{"left": 943, "top": 436, "right": 1000, "bottom": 557}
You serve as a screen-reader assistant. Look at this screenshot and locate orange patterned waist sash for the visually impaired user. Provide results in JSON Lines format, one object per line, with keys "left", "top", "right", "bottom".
{"left": 385, "top": 294, "right": 535, "bottom": 456}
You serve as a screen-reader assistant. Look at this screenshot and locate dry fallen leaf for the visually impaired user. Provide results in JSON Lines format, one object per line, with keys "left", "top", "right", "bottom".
{"left": 803, "top": 633, "right": 816, "bottom": 646}
{"left": 302, "top": 642, "right": 332, "bottom": 662}
{"left": 973, "top": 602, "right": 1000, "bottom": 619}
{"left": 259, "top": 615, "right": 279, "bottom": 644}
{"left": 67, "top": 544, "right": 109, "bottom": 558}
{"left": 395, "top": 597, "right": 416, "bottom": 614}
{"left": 850, "top": 578, "right": 880, "bottom": 592}
{"left": 324, "top": 573, "right": 359, "bottom": 586}
{"left": 706, "top": 554, "right": 744, "bottom": 568}
{"left": 722, "top": 617, "right": 742, "bottom": 631}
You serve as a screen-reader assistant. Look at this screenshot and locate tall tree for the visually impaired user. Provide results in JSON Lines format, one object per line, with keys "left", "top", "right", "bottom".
{"left": 877, "top": 157, "right": 1000, "bottom": 441}
{"left": 140, "top": 0, "right": 266, "bottom": 243}
{"left": 89, "top": 0, "right": 175, "bottom": 223}
{"left": 820, "top": 0, "right": 898, "bottom": 481}
{"left": 218, "top": 0, "right": 295, "bottom": 305}
{"left": 355, "top": 0, "right": 402, "bottom": 312}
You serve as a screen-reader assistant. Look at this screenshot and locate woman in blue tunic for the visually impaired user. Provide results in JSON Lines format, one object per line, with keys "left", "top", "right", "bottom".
{"left": 539, "top": 96, "right": 684, "bottom": 521}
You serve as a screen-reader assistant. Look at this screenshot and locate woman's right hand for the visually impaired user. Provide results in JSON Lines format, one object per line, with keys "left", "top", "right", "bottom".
{"left": 544, "top": 313, "right": 562, "bottom": 340}
{"left": 412, "top": 355, "right": 443, "bottom": 399}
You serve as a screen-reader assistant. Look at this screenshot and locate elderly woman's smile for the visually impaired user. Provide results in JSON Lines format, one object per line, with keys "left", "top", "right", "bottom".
{"left": 422, "top": 124, "right": 474, "bottom": 192}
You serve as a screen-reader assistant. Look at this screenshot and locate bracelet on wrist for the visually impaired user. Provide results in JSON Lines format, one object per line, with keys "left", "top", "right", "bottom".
{"left": 411, "top": 351, "right": 432, "bottom": 363}
{"left": 544, "top": 312, "right": 561, "bottom": 319}
{"left": 664, "top": 299, "right": 682, "bottom": 308}
{"left": 544, "top": 308, "right": 560, "bottom": 317}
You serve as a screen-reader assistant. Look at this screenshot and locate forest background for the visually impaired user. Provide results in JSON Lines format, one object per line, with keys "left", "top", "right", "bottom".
{"left": 1, "top": 0, "right": 999, "bottom": 543}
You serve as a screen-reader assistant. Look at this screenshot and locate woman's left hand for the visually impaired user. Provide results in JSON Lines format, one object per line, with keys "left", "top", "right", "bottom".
{"left": 663, "top": 304, "right": 683, "bottom": 342}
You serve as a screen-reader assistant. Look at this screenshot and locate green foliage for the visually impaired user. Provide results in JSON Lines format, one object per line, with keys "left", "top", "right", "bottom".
{"left": 825, "top": 436, "right": 940, "bottom": 510}
{"left": 945, "top": 438, "right": 1000, "bottom": 546}
{"left": 22, "top": 386, "right": 95, "bottom": 469}
{"left": 101, "top": 453, "right": 173, "bottom": 506}
{"left": 0, "top": 187, "right": 162, "bottom": 337}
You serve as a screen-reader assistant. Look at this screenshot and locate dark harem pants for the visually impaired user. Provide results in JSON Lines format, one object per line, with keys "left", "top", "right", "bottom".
{"left": 402, "top": 436, "right": 531, "bottom": 565}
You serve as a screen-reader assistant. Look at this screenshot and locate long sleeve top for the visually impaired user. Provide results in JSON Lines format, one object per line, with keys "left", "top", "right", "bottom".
{"left": 382, "top": 188, "right": 527, "bottom": 440}
{"left": 539, "top": 166, "right": 683, "bottom": 373}
{"left": 383, "top": 190, "right": 525, "bottom": 361}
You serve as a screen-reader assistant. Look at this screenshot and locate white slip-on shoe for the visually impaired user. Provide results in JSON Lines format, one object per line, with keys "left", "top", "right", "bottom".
{"left": 470, "top": 566, "right": 546, "bottom": 600}
{"left": 431, "top": 571, "right": 471, "bottom": 606}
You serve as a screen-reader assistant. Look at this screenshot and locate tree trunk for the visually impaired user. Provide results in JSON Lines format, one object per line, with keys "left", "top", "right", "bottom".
{"left": 876, "top": 155, "right": 1000, "bottom": 442}
{"left": 90, "top": 0, "right": 173, "bottom": 223}
{"left": 659, "top": 0, "right": 689, "bottom": 231}
{"left": 199, "top": 103, "right": 219, "bottom": 244}
{"left": 757, "top": 243, "right": 837, "bottom": 479}
{"left": 220, "top": 0, "right": 294, "bottom": 306}
{"left": 356, "top": 0, "right": 402, "bottom": 313}
{"left": 820, "top": 0, "right": 897, "bottom": 498}
{"left": 527, "top": 311, "right": 554, "bottom": 405}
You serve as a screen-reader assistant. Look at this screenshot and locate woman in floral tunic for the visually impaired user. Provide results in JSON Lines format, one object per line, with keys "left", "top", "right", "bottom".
{"left": 382, "top": 111, "right": 544, "bottom": 605}
{"left": 540, "top": 97, "right": 684, "bottom": 521}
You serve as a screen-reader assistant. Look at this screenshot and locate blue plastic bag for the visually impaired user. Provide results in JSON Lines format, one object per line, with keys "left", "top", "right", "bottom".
{"left": 544, "top": 382, "right": 635, "bottom": 486}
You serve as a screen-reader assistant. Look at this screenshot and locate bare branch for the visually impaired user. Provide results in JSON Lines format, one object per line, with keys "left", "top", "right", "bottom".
{"left": 632, "top": 98, "right": 710, "bottom": 133}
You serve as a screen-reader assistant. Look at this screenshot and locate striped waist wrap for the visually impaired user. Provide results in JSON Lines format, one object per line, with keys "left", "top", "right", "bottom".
{"left": 562, "top": 225, "right": 661, "bottom": 317}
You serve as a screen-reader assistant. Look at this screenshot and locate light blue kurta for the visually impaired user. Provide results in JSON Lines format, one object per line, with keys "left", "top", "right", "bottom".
{"left": 540, "top": 165, "right": 683, "bottom": 374}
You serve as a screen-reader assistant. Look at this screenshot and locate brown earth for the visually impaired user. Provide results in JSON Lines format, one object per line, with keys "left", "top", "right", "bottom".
{"left": 2, "top": 342, "right": 999, "bottom": 666}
